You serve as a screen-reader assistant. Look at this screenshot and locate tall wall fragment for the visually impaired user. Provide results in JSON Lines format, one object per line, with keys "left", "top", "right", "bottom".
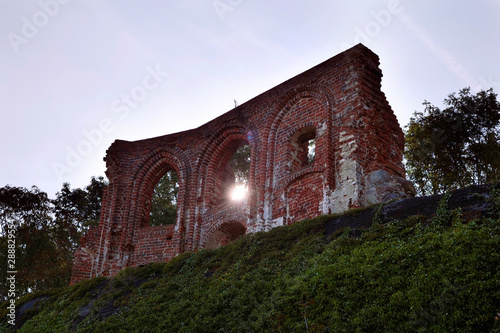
{"left": 71, "top": 44, "right": 414, "bottom": 284}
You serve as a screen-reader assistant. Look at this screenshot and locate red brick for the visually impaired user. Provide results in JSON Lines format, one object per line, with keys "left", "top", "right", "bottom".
{"left": 70, "top": 44, "right": 410, "bottom": 284}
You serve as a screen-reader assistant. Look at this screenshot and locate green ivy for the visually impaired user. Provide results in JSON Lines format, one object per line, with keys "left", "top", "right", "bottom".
{"left": 2, "top": 204, "right": 500, "bottom": 332}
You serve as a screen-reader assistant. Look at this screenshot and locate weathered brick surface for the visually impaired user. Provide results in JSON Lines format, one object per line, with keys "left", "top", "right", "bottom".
{"left": 71, "top": 44, "right": 412, "bottom": 284}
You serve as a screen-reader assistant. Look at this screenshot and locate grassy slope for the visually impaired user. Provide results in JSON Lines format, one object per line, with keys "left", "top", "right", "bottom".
{"left": 2, "top": 189, "right": 500, "bottom": 332}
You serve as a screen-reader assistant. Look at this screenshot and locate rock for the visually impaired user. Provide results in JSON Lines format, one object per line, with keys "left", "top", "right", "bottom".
{"left": 364, "top": 169, "right": 416, "bottom": 205}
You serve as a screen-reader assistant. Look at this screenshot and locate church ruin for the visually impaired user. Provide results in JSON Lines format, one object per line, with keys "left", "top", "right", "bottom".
{"left": 71, "top": 44, "right": 414, "bottom": 284}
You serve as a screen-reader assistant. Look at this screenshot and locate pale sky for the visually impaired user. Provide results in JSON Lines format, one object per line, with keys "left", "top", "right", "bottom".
{"left": 1, "top": 0, "right": 499, "bottom": 197}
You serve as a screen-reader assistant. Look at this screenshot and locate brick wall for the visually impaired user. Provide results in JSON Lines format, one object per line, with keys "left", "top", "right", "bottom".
{"left": 70, "top": 44, "right": 413, "bottom": 284}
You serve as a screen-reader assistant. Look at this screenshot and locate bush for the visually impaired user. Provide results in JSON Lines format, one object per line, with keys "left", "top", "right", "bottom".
{"left": 3, "top": 194, "right": 500, "bottom": 332}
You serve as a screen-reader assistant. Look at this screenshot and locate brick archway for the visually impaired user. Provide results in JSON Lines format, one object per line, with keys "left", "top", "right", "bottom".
{"left": 192, "top": 125, "right": 259, "bottom": 246}
{"left": 127, "top": 147, "right": 189, "bottom": 229}
{"left": 200, "top": 205, "right": 248, "bottom": 248}
{"left": 198, "top": 129, "right": 253, "bottom": 208}
{"left": 204, "top": 221, "right": 246, "bottom": 249}
{"left": 121, "top": 146, "right": 190, "bottom": 267}
{"left": 263, "top": 88, "right": 334, "bottom": 226}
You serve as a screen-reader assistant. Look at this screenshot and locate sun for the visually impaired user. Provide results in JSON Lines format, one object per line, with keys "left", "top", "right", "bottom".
{"left": 230, "top": 184, "right": 248, "bottom": 201}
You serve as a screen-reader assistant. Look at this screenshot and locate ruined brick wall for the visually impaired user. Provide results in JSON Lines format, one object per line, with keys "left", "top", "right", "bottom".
{"left": 71, "top": 44, "right": 413, "bottom": 284}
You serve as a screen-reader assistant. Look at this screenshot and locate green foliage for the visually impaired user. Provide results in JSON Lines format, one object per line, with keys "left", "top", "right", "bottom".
{"left": 229, "top": 144, "right": 251, "bottom": 184}
{"left": 404, "top": 87, "right": 500, "bottom": 195}
{"left": 307, "top": 138, "right": 316, "bottom": 164}
{"left": 0, "top": 177, "right": 107, "bottom": 299}
{"left": 490, "top": 182, "right": 500, "bottom": 217}
{"left": 149, "top": 170, "right": 179, "bottom": 226}
{"left": 52, "top": 176, "right": 107, "bottom": 233}
{"left": 0, "top": 186, "right": 62, "bottom": 298}
{"left": 430, "top": 192, "right": 454, "bottom": 228}
{"left": 52, "top": 176, "right": 107, "bottom": 252}
{"left": 371, "top": 203, "right": 384, "bottom": 226}
{"left": 4, "top": 198, "right": 500, "bottom": 332}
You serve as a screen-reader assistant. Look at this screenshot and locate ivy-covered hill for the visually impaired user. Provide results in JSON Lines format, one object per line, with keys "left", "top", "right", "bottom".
{"left": 2, "top": 184, "right": 500, "bottom": 332}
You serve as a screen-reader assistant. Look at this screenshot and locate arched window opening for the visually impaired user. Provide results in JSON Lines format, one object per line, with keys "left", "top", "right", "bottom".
{"left": 230, "top": 144, "right": 251, "bottom": 184}
{"left": 307, "top": 137, "right": 316, "bottom": 164}
{"left": 291, "top": 127, "right": 316, "bottom": 169}
{"left": 228, "top": 144, "right": 251, "bottom": 201}
{"left": 205, "top": 222, "right": 246, "bottom": 249}
{"left": 209, "top": 140, "right": 251, "bottom": 206}
{"left": 149, "top": 170, "right": 179, "bottom": 226}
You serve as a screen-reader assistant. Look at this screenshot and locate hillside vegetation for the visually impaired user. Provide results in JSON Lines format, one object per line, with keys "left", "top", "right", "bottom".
{"left": 2, "top": 184, "right": 500, "bottom": 332}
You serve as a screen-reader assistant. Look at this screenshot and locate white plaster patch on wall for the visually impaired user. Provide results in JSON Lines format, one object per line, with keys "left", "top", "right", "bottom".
{"left": 250, "top": 211, "right": 264, "bottom": 234}
{"left": 321, "top": 185, "right": 332, "bottom": 215}
{"left": 198, "top": 178, "right": 204, "bottom": 196}
{"left": 330, "top": 131, "right": 362, "bottom": 213}
{"left": 271, "top": 216, "right": 284, "bottom": 228}
{"left": 317, "top": 121, "right": 328, "bottom": 136}
{"left": 262, "top": 194, "right": 272, "bottom": 231}
{"left": 283, "top": 191, "right": 290, "bottom": 225}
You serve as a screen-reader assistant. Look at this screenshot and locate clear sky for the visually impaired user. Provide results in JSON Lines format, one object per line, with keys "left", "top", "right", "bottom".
{"left": 1, "top": 0, "right": 499, "bottom": 197}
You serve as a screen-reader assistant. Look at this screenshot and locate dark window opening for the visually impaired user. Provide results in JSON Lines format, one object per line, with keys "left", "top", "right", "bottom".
{"left": 205, "top": 222, "right": 246, "bottom": 249}
{"left": 292, "top": 128, "right": 316, "bottom": 168}
{"left": 149, "top": 170, "right": 179, "bottom": 226}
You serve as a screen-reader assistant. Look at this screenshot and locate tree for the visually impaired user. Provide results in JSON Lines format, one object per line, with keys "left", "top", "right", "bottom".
{"left": 0, "top": 177, "right": 107, "bottom": 298}
{"left": 49, "top": 176, "right": 107, "bottom": 285}
{"left": 52, "top": 176, "right": 107, "bottom": 233}
{"left": 229, "top": 144, "right": 251, "bottom": 184}
{"left": 0, "top": 186, "right": 60, "bottom": 297}
{"left": 404, "top": 87, "right": 500, "bottom": 195}
{"left": 150, "top": 171, "right": 179, "bottom": 226}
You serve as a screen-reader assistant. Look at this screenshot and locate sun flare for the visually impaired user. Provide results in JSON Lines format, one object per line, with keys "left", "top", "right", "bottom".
{"left": 230, "top": 184, "right": 248, "bottom": 201}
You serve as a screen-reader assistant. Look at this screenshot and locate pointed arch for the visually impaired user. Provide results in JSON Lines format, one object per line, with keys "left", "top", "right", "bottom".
{"left": 120, "top": 146, "right": 190, "bottom": 258}
{"left": 194, "top": 125, "right": 259, "bottom": 247}
{"left": 263, "top": 86, "right": 336, "bottom": 224}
